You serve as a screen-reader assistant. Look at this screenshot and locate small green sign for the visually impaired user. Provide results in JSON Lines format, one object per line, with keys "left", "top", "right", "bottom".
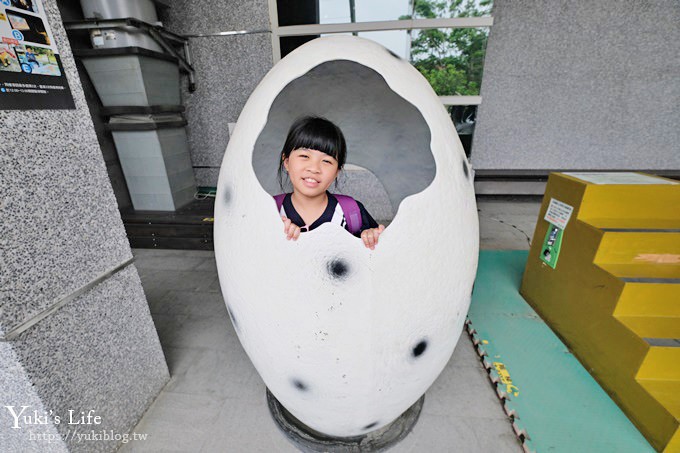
{"left": 540, "top": 223, "right": 563, "bottom": 269}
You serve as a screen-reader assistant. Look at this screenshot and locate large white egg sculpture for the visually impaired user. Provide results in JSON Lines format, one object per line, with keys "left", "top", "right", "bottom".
{"left": 214, "top": 35, "right": 479, "bottom": 438}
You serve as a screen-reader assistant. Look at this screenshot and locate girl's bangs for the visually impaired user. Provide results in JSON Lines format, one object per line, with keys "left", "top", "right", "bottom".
{"left": 294, "top": 130, "right": 341, "bottom": 161}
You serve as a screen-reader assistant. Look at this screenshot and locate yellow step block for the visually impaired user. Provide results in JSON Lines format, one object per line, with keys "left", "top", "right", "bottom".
{"left": 666, "top": 429, "right": 680, "bottom": 453}
{"left": 614, "top": 283, "right": 680, "bottom": 339}
{"left": 598, "top": 262, "right": 680, "bottom": 280}
{"left": 637, "top": 346, "right": 680, "bottom": 419}
{"left": 569, "top": 173, "right": 680, "bottom": 222}
{"left": 595, "top": 231, "right": 680, "bottom": 265}
{"left": 588, "top": 218, "right": 680, "bottom": 230}
{"left": 521, "top": 172, "right": 680, "bottom": 452}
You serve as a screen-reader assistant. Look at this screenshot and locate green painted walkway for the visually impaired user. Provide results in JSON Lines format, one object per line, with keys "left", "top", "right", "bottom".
{"left": 469, "top": 250, "right": 654, "bottom": 452}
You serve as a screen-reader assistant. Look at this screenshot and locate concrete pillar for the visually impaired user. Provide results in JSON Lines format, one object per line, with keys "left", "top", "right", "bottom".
{"left": 158, "top": 0, "right": 273, "bottom": 187}
{"left": 0, "top": 1, "right": 169, "bottom": 451}
{"left": 472, "top": 0, "right": 680, "bottom": 171}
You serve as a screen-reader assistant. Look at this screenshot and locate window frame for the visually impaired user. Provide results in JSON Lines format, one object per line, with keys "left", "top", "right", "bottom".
{"left": 267, "top": 0, "right": 493, "bottom": 107}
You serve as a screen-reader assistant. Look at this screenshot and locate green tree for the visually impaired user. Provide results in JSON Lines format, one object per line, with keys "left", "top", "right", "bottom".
{"left": 401, "top": 0, "right": 492, "bottom": 96}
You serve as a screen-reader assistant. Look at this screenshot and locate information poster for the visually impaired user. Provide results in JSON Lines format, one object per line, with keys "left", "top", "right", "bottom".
{"left": 0, "top": 0, "right": 75, "bottom": 109}
{"left": 541, "top": 198, "right": 572, "bottom": 269}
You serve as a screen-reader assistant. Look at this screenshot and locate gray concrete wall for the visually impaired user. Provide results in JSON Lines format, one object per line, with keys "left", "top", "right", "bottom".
{"left": 159, "top": 0, "right": 273, "bottom": 187}
{"left": 0, "top": 0, "right": 168, "bottom": 451}
{"left": 472, "top": 0, "right": 680, "bottom": 171}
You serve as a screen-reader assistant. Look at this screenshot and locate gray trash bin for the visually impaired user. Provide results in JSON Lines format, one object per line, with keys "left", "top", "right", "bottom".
{"left": 108, "top": 114, "right": 196, "bottom": 211}
{"left": 77, "top": 47, "right": 180, "bottom": 107}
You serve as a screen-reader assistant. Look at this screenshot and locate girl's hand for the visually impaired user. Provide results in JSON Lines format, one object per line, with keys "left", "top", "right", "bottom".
{"left": 282, "top": 216, "right": 301, "bottom": 241}
{"left": 361, "top": 225, "right": 385, "bottom": 250}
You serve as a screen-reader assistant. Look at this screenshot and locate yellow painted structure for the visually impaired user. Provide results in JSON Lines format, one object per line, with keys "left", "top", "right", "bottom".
{"left": 520, "top": 172, "right": 680, "bottom": 452}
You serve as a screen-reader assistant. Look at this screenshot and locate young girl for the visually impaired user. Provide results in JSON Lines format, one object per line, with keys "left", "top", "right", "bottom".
{"left": 276, "top": 116, "right": 385, "bottom": 250}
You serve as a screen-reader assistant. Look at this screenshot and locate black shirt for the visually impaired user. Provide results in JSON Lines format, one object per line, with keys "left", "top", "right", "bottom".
{"left": 281, "top": 192, "right": 379, "bottom": 237}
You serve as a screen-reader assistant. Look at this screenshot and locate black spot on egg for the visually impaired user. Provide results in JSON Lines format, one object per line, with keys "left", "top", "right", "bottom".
{"left": 364, "top": 421, "right": 379, "bottom": 430}
{"left": 462, "top": 159, "right": 469, "bottom": 179}
{"left": 327, "top": 258, "right": 349, "bottom": 280}
{"left": 223, "top": 186, "right": 231, "bottom": 203}
{"left": 292, "top": 378, "right": 308, "bottom": 392}
{"left": 413, "top": 340, "right": 428, "bottom": 358}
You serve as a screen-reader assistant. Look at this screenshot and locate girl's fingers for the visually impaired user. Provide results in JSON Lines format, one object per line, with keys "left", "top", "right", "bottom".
{"left": 361, "top": 227, "right": 384, "bottom": 249}
{"left": 283, "top": 219, "right": 293, "bottom": 239}
{"left": 362, "top": 229, "right": 376, "bottom": 249}
{"left": 284, "top": 221, "right": 300, "bottom": 241}
{"left": 372, "top": 230, "right": 379, "bottom": 248}
{"left": 282, "top": 217, "right": 298, "bottom": 240}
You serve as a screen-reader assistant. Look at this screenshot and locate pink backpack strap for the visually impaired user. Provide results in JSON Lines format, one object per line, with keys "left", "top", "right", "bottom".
{"left": 273, "top": 194, "right": 286, "bottom": 213}
{"left": 333, "top": 194, "right": 361, "bottom": 235}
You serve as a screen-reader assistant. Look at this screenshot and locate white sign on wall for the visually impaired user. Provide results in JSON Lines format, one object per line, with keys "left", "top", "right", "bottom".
{"left": 544, "top": 198, "right": 573, "bottom": 230}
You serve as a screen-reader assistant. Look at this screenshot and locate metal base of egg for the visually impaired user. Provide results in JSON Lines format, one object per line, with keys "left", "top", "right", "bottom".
{"left": 267, "top": 388, "right": 425, "bottom": 452}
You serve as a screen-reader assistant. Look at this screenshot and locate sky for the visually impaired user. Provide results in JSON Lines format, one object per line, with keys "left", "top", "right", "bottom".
{"left": 319, "top": 0, "right": 413, "bottom": 58}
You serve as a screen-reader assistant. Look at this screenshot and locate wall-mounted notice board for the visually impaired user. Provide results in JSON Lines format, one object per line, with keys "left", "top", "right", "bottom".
{"left": 0, "top": 0, "right": 75, "bottom": 109}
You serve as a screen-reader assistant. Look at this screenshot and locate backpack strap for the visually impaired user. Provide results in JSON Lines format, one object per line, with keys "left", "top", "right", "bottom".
{"left": 333, "top": 194, "right": 362, "bottom": 235}
{"left": 273, "top": 194, "right": 286, "bottom": 214}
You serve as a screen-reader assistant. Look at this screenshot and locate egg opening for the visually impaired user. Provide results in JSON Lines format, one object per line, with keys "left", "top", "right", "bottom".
{"left": 252, "top": 59, "right": 437, "bottom": 233}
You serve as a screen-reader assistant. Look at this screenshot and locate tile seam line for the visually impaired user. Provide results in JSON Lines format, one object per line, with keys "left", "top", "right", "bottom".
{"left": 0, "top": 257, "right": 136, "bottom": 342}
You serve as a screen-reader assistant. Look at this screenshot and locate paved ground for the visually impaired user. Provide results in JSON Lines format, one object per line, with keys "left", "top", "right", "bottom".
{"left": 120, "top": 197, "right": 542, "bottom": 452}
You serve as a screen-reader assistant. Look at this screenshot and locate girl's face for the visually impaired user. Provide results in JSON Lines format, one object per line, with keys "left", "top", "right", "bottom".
{"left": 283, "top": 148, "right": 340, "bottom": 199}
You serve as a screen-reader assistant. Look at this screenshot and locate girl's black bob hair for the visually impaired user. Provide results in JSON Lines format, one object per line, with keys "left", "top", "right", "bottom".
{"left": 278, "top": 116, "right": 347, "bottom": 190}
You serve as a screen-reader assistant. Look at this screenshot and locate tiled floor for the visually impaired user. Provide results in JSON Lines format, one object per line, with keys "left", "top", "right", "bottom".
{"left": 120, "top": 198, "right": 542, "bottom": 452}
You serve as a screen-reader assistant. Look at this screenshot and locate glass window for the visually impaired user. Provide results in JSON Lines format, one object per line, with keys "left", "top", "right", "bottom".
{"left": 408, "top": 0, "right": 493, "bottom": 21}
{"left": 408, "top": 26, "right": 490, "bottom": 96}
{"left": 323, "top": 30, "right": 411, "bottom": 59}
{"left": 278, "top": 0, "right": 492, "bottom": 26}
{"left": 282, "top": 26, "right": 489, "bottom": 97}
{"left": 319, "top": 0, "right": 412, "bottom": 24}
{"left": 449, "top": 105, "right": 478, "bottom": 157}
{"left": 277, "top": 1, "right": 493, "bottom": 158}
